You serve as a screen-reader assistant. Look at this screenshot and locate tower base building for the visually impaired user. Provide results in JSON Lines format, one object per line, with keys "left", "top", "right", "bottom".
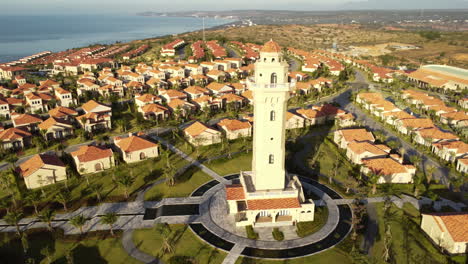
{"left": 225, "top": 40, "right": 315, "bottom": 227}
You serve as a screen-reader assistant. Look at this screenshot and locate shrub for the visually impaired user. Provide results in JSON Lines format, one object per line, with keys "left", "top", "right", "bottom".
{"left": 272, "top": 228, "right": 284, "bottom": 241}
{"left": 245, "top": 225, "right": 258, "bottom": 240}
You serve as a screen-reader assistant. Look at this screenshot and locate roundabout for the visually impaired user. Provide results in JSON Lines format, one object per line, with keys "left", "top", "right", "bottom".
{"left": 188, "top": 174, "right": 353, "bottom": 260}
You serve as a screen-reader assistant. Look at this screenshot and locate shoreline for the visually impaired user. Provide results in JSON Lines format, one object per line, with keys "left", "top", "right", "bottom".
{"left": 0, "top": 16, "right": 237, "bottom": 64}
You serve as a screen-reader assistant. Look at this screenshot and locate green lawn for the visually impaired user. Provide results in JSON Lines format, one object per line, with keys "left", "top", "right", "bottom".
{"left": 296, "top": 206, "right": 329, "bottom": 238}
{"left": 234, "top": 248, "right": 353, "bottom": 264}
{"left": 0, "top": 152, "right": 189, "bottom": 216}
{"left": 369, "top": 202, "right": 466, "bottom": 264}
{"left": 144, "top": 165, "right": 213, "bottom": 200}
{"left": 133, "top": 224, "right": 226, "bottom": 264}
{"left": 206, "top": 152, "right": 253, "bottom": 176}
{"left": 0, "top": 231, "right": 140, "bottom": 264}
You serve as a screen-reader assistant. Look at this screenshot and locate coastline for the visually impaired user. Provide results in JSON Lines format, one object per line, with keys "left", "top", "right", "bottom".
{"left": 0, "top": 15, "right": 237, "bottom": 64}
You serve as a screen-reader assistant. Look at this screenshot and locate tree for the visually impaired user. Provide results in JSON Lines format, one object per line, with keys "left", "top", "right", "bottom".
{"left": 367, "top": 171, "right": 381, "bottom": 195}
{"left": 100, "top": 213, "right": 118, "bottom": 236}
{"left": 409, "top": 154, "right": 422, "bottom": 169}
{"left": 90, "top": 183, "right": 103, "bottom": 203}
{"left": 412, "top": 172, "right": 424, "bottom": 197}
{"left": 4, "top": 210, "right": 23, "bottom": 236}
{"left": 38, "top": 209, "right": 55, "bottom": 232}
{"left": 424, "top": 165, "right": 436, "bottom": 187}
{"left": 155, "top": 224, "right": 174, "bottom": 255}
{"left": 116, "top": 174, "right": 134, "bottom": 199}
{"left": 164, "top": 167, "right": 175, "bottom": 187}
{"left": 40, "top": 245, "right": 54, "bottom": 264}
{"left": 331, "top": 159, "right": 343, "bottom": 184}
{"left": 0, "top": 171, "right": 19, "bottom": 208}
{"left": 55, "top": 190, "right": 72, "bottom": 211}
{"left": 24, "top": 191, "right": 41, "bottom": 216}
{"left": 69, "top": 214, "right": 88, "bottom": 235}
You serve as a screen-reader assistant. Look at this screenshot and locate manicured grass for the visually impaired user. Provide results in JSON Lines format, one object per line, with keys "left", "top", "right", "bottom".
{"left": 296, "top": 206, "right": 328, "bottom": 238}
{"left": 0, "top": 230, "right": 140, "bottom": 264}
{"left": 0, "top": 152, "right": 189, "bottom": 217}
{"left": 144, "top": 165, "right": 213, "bottom": 200}
{"left": 133, "top": 224, "right": 226, "bottom": 264}
{"left": 234, "top": 247, "right": 353, "bottom": 264}
{"left": 206, "top": 152, "right": 253, "bottom": 176}
{"left": 370, "top": 202, "right": 466, "bottom": 264}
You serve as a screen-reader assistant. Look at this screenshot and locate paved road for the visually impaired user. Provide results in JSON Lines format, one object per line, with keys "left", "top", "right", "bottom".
{"left": 224, "top": 44, "right": 242, "bottom": 59}
{"left": 336, "top": 70, "right": 453, "bottom": 187}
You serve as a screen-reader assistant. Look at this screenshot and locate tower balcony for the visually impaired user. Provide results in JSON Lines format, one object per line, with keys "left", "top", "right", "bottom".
{"left": 247, "top": 77, "right": 296, "bottom": 92}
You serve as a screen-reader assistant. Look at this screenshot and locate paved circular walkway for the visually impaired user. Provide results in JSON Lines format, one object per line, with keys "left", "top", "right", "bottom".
{"left": 189, "top": 175, "right": 353, "bottom": 260}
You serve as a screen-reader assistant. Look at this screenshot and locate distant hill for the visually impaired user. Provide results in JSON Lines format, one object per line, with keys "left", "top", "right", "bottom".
{"left": 341, "top": 0, "right": 468, "bottom": 10}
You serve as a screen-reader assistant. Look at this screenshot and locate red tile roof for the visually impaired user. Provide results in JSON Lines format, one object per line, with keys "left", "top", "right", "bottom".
{"left": 247, "top": 198, "right": 301, "bottom": 210}
{"left": 226, "top": 184, "right": 245, "bottom": 200}
{"left": 71, "top": 145, "right": 113, "bottom": 162}
{"left": 19, "top": 154, "right": 65, "bottom": 178}
{"left": 115, "top": 135, "right": 158, "bottom": 153}
{"left": 425, "top": 212, "right": 468, "bottom": 242}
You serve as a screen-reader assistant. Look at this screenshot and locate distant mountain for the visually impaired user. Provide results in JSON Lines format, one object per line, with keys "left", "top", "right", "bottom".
{"left": 341, "top": 0, "right": 468, "bottom": 10}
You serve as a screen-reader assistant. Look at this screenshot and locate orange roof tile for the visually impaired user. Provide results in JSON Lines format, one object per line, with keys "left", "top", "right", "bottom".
{"left": 247, "top": 198, "right": 301, "bottom": 210}
{"left": 217, "top": 119, "right": 251, "bottom": 131}
{"left": 347, "top": 142, "right": 389, "bottom": 155}
{"left": 339, "top": 129, "right": 375, "bottom": 143}
{"left": 427, "top": 213, "right": 468, "bottom": 242}
{"left": 0, "top": 127, "right": 31, "bottom": 141}
{"left": 416, "top": 128, "right": 459, "bottom": 141}
{"left": 226, "top": 184, "right": 245, "bottom": 200}
{"left": 13, "top": 114, "right": 42, "bottom": 126}
{"left": 184, "top": 121, "right": 218, "bottom": 137}
{"left": 260, "top": 40, "right": 281, "bottom": 53}
{"left": 71, "top": 145, "right": 113, "bottom": 163}
{"left": 49, "top": 106, "right": 78, "bottom": 118}
{"left": 115, "top": 135, "right": 158, "bottom": 153}
{"left": 400, "top": 118, "right": 435, "bottom": 129}
{"left": 362, "top": 158, "right": 413, "bottom": 175}
{"left": 140, "top": 103, "right": 168, "bottom": 113}
{"left": 38, "top": 117, "right": 73, "bottom": 130}
{"left": 19, "top": 154, "right": 65, "bottom": 178}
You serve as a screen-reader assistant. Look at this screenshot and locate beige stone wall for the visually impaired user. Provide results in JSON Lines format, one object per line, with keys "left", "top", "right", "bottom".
{"left": 224, "top": 128, "right": 251, "bottom": 140}
{"left": 24, "top": 166, "right": 67, "bottom": 189}
{"left": 74, "top": 156, "right": 114, "bottom": 175}
{"left": 122, "top": 146, "right": 159, "bottom": 164}
{"left": 186, "top": 131, "right": 222, "bottom": 146}
{"left": 286, "top": 117, "right": 304, "bottom": 129}
{"left": 421, "top": 215, "right": 466, "bottom": 254}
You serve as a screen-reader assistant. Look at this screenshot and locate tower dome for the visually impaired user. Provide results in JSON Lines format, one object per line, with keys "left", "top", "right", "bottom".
{"left": 260, "top": 39, "right": 281, "bottom": 53}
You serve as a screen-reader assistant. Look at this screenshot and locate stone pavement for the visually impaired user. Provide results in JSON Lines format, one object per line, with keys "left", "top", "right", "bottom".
{"left": 122, "top": 229, "right": 160, "bottom": 264}
{"left": 222, "top": 243, "right": 246, "bottom": 264}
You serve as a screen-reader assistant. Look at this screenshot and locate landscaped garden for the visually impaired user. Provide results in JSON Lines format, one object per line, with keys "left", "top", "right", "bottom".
{"left": 133, "top": 224, "right": 226, "bottom": 264}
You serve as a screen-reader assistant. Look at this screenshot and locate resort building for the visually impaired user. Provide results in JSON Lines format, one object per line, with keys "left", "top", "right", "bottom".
{"left": 183, "top": 121, "right": 222, "bottom": 146}
{"left": 71, "top": 145, "right": 114, "bottom": 174}
{"left": 17, "top": 154, "right": 67, "bottom": 189}
{"left": 333, "top": 128, "right": 375, "bottom": 149}
{"left": 216, "top": 118, "right": 252, "bottom": 140}
{"left": 421, "top": 212, "right": 468, "bottom": 254}
{"left": 114, "top": 134, "right": 159, "bottom": 163}
{"left": 0, "top": 127, "right": 31, "bottom": 150}
{"left": 225, "top": 40, "right": 315, "bottom": 227}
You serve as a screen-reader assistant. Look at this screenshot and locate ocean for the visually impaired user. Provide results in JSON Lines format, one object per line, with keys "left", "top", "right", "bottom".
{"left": 0, "top": 15, "right": 234, "bottom": 63}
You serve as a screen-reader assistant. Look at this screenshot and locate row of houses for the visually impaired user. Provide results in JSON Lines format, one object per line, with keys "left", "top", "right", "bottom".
{"left": 334, "top": 128, "right": 416, "bottom": 184}
{"left": 402, "top": 89, "right": 468, "bottom": 129}
{"left": 182, "top": 104, "right": 356, "bottom": 146}
{"left": 288, "top": 47, "right": 345, "bottom": 76}
{"left": 0, "top": 100, "right": 112, "bottom": 150}
{"left": 16, "top": 132, "right": 159, "bottom": 190}
{"left": 356, "top": 92, "right": 468, "bottom": 174}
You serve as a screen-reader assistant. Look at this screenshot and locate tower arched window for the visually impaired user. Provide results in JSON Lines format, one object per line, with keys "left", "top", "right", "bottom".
{"left": 272, "top": 58, "right": 275, "bottom": 62}
{"left": 269, "top": 154, "right": 274, "bottom": 164}
{"left": 271, "top": 73, "right": 277, "bottom": 84}
{"left": 264, "top": 58, "right": 267, "bottom": 62}
{"left": 270, "top": 110, "right": 275, "bottom": 121}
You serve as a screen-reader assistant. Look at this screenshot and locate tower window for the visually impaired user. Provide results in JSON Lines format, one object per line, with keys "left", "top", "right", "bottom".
{"left": 264, "top": 58, "right": 267, "bottom": 62}
{"left": 269, "top": 154, "right": 274, "bottom": 164}
{"left": 271, "top": 73, "right": 277, "bottom": 84}
{"left": 270, "top": 111, "right": 275, "bottom": 121}
{"left": 272, "top": 58, "right": 275, "bottom": 62}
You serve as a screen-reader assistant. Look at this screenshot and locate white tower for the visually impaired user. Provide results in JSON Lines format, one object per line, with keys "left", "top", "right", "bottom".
{"left": 248, "top": 40, "right": 293, "bottom": 191}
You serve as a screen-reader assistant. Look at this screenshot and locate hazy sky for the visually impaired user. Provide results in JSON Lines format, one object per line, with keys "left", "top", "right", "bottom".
{"left": 2, "top": 0, "right": 467, "bottom": 15}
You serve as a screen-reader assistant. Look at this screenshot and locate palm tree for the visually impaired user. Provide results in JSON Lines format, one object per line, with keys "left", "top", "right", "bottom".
{"left": 331, "top": 159, "right": 343, "bottom": 184}
{"left": 24, "top": 191, "right": 42, "bottom": 216}
{"left": 100, "top": 213, "right": 118, "bottom": 236}
{"left": 116, "top": 174, "right": 134, "bottom": 199}
{"left": 164, "top": 167, "right": 175, "bottom": 187}
{"left": 38, "top": 209, "right": 55, "bottom": 232}
{"left": 155, "top": 224, "right": 173, "bottom": 255}
{"left": 0, "top": 171, "right": 18, "bottom": 208}
{"left": 40, "top": 245, "right": 54, "bottom": 264}
{"left": 69, "top": 214, "right": 87, "bottom": 235}
{"left": 367, "top": 171, "right": 381, "bottom": 195}
{"left": 412, "top": 172, "right": 424, "bottom": 197}
{"left": 409, "top": 154, "right": 422, "bottom": 169}
{"left": 425, "top": 165, "right": 436, "bottom": 187}
{"left": 55, "top": 190, "right": 72, "bottom": 211}
{"left": 4, "top": 210, "right": 23, "bottom": 236}
{"left": 90, "top": 183, "right": 103, "bottom": 203}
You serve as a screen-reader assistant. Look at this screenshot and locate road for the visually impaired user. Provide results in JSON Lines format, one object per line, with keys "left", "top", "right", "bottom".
{"left": 335, "top": 70, "right": 453, "bottom": 187}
